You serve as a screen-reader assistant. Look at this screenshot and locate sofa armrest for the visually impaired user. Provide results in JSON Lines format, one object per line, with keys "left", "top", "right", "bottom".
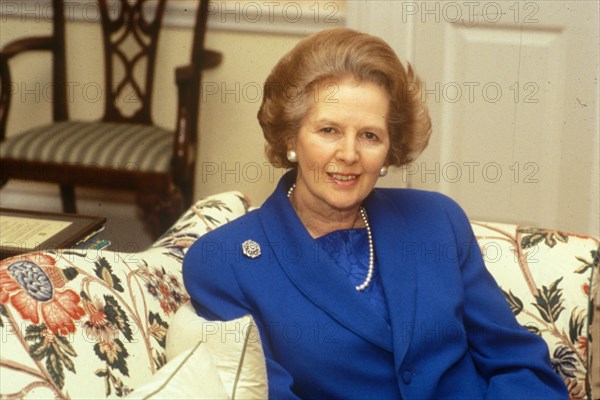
{"left": 472, "top": 221, "right": 599, "bottom": 399}
{"left": 0, "top": 191, "right": 251, "bottom": 398}
{"left": 151, "top": 191, "right": 251, "bottom": 260}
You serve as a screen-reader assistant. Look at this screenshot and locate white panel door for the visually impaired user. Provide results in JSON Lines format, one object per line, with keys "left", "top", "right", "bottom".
{"left": 347, "top": 1, "right": 599, "bottom": 236}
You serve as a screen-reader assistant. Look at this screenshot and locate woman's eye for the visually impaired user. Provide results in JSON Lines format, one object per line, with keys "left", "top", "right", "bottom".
{"left": 320, "top": 127, "right": 335, "bottom": 134}
{"left": 363, "top": 131, "right": 378, "bottom": 141}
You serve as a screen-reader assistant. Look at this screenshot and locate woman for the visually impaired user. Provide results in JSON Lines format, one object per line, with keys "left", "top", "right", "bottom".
{"left": 183, "top": 28, "right": 567, "bottom": 399}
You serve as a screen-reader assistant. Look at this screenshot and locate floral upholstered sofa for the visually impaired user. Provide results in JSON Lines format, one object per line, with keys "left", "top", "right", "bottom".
{"left": 1, "top": 191, "right": 598, "bottom": 399}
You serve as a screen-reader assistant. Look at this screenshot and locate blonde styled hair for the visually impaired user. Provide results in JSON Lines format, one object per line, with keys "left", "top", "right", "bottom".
{"left": 257, "top": 28, "right": 431, "bottom": 168}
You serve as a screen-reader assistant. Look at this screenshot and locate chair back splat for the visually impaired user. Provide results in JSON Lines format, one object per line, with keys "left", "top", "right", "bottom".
{"left": 99, "top": 0, "right": 165, "bottom": 124}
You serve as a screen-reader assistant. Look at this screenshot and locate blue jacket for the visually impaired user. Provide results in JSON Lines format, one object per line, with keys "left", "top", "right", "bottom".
{"left": 183, "top": 173, "right": 567, "bottom": 399}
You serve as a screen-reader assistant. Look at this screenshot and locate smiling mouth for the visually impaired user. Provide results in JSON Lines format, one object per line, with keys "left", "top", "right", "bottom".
{"left": 328, "top": 173, "right": 358, "bottom": 182}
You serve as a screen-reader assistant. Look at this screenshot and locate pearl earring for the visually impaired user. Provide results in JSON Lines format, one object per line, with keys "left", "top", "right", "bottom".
{"left": 379, "top": 166, "right": 388, "bottom": 177}
{"left": 287, "top": 150, "right": 297, "bottom": 163}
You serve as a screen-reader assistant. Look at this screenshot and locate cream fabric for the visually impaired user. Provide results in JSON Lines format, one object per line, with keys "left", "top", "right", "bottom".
{"left": 126, "top": 340, "right": 229, "bottom": 399}
{"left": 165, "top": 303, "right": 268, "bottom": 399}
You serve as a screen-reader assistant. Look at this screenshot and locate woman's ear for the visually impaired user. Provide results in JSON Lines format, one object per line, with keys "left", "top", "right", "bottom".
{"left": 286, "top": 136, "right": 297, "bottom": 151}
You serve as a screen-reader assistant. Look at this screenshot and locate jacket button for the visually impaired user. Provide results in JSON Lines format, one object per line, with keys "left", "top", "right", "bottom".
{"left": 402, "top": 371, "right": 413, "bottom": 384}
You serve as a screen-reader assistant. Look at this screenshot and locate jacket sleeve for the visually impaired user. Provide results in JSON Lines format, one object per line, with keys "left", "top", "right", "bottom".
{"left": 182, "top": 237, "right": 301, "bottom": 400}
{"left": 442, "top": 198, "right": 568, "bottom": 399}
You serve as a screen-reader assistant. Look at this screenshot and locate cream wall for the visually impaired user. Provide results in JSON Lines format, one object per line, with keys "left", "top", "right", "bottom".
{"left": 190, "top": 30, "right": 298, "bottom": 204}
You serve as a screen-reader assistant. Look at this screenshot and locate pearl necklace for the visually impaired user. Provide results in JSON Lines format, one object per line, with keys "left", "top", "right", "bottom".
{"left": 287, "top": 184, "right": 374, "bottom": 291}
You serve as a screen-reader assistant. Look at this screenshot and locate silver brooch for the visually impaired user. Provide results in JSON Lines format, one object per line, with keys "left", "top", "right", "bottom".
{"left": 242, "top": 240, "right": 261, "bottom": 259}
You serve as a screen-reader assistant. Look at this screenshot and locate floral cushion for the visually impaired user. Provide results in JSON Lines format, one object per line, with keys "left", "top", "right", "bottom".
{"left": 472, "top": 222, "right": 599, "bottom": 400}
{"left": 0, "top": 192, "right": 251, "bottom": 399}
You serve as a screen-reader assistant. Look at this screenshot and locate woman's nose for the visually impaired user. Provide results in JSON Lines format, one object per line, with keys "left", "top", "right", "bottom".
{"left": 335, "top": 135, "right": 359, "bottom": 164}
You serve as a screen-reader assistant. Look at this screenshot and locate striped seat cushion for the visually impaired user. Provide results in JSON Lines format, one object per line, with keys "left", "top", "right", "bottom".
{"left": 0, "top": 121, "right": 173, "bottom": 173}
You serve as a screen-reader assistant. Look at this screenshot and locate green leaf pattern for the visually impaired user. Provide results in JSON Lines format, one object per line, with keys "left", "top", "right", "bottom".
{"left": 104, "top": 295, "right": 133, "bottom": 342}
{"left": 532, "top": 277, "right": 565, "bottom": 324}
{"left": 501, "top": 289, "right": 523, "bottom": 316}
{"left": 94, "top": 257, "right": 125, "bottom": 292}
{"left": 0, "top": 304, "right": 6, "bottom": 328}
{"left": 519, "top": 227, "right": 569, "bottom": 249}
{"left": 25, "top": 324, "right": 78, "bottom": 389}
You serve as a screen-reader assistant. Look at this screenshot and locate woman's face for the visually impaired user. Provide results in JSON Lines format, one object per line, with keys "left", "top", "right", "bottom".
{"left": 290, "top": 78, "right": 390, "bottom": 215}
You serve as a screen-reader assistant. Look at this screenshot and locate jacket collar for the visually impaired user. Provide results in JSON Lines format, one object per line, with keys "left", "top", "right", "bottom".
{"left": 258, "top": 171, "right": 417, "bottom": 357}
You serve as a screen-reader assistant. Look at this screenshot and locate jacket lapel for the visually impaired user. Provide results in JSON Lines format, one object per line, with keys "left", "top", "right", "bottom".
{"left": 364, "top": 190, "right": 418, "bottom": 368}
{"left": 258, "top": 173, "right": 393, "bottom": 352}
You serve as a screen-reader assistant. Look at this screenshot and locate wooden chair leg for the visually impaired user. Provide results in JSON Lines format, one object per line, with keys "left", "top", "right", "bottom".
{"left": 176, "top": 167, "right": 194, "bottom": 209}
{"left": 60, "top": 184, "right": 76, "bottom": 213}
{"left": 136, "top": 187, "right": 184, "bottom": 240}
{"left": 182, "top": 182, "right": 194, "bottom": 209}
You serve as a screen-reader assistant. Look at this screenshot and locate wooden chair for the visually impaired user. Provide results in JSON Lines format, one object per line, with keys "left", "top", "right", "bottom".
{"left": 0, "top": 0, "right": 221, "bottom": 238}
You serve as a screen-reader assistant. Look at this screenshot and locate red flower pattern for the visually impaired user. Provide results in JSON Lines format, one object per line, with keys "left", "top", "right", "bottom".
{"left": 82, "top": 296, "right": 116, "bottom": 343}
{"left": 0, "top": 254, "right": 85, "bottom": 335}
{"left": 575, "top": 336, "right": 588, "bottom": 358}
{"left": 581, "top": 283, "right": 589, "bottom": 296}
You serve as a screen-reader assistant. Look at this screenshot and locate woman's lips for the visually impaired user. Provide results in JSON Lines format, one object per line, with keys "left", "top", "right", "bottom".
{"left": 328, "top": 173, "right": 359, "bottom": 185}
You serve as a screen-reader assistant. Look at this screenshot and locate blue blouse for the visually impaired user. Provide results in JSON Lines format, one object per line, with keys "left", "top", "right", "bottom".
{"left": 317, "top": 228, "right": 390, "bottom": 325}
